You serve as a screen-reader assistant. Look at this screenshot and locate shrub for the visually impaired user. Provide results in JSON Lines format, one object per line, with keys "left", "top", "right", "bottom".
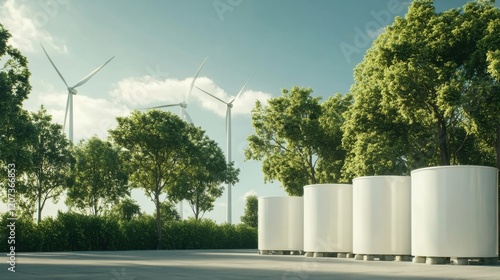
{"left": 0, "top": 212, "right": 257, "bottom": 252}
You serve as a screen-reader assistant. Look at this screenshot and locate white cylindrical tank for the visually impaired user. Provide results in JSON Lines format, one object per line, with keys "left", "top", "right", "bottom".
{"left": 287, "top": 196, "right": 304, "bottom": 251}
{"left": 258, "top": 196, "right": 303, "bottom": 251}
{"left": 411, "top": 165, "right": 499, "bottom": 258}
{"left": 352, "top": 176, "right": 411, "bottom": 255}
{"left": 303, "top": 184, "right": 353, "bottom": 253}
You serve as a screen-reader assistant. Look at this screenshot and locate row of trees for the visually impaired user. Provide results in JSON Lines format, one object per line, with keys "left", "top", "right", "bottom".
{"left": 245, "top": 0, "right": 500, "bottom": 195}
{"left": 2, "top": 0, "right": 499, "bottom": 249}
{"left": 0, "top": 23, "right": 239, "bottom": 249}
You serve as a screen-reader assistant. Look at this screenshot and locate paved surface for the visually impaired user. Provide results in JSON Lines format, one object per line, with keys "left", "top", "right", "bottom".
{"left": 2, "top": 249, "right": 499, "bottom": 279}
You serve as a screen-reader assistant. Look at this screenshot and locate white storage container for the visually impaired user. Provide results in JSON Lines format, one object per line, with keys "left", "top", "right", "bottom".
{"left": 303, "top": 184, "right": 353, "bottom": 253}
{"left": 411, "top": 165, "right": 498, "bottom": 258}
{"left": 258, "top": 196, "right": 303, "bottom": 251}
{"left": 352, "top": 176, "right": 411, "bottom": 256}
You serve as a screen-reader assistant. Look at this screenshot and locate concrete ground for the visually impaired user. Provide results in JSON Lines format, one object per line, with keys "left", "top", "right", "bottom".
{"left": 3, "top": 249, "right": 500, "bottom": 279}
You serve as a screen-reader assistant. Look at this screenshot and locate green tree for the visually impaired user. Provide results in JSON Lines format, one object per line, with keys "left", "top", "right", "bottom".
{"left": 245, "top": 87, "right": 351, "bottom": 195}
{"left": 15, "top": 106, "right": 72, "bottom": 222}
{"left": 110, "top": 197, "right": 142, "bottom": 221}
{"left": 170, "top": 128, "right": 239, "bottom": 220}
{"left": 66, "top": 136, "right": 130, "bottom": 216}
{"left": 109, "top": 110, "right": 198, "bottom": 249}
{"left": 0, "top": 23, "right": 33, "bottom": 174}
{"left": 378, "top": 1, "right": 470, "bottom": 166}
{"left": 342, "top": 0, "right": 498, "bottom": 181}
{"left": 240, "top": 195, "right": 257, "bottom": 228}
{"left": 342, "top": 43, "right": 440, "bottom": 180}
{"left": 318, "top": 93, "right": 353, "bottom": 181}
{"left": 460, "top": 2, "right": 500, "bottom": 170}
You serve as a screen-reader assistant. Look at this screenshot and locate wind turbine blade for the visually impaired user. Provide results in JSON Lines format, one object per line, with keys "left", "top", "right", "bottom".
{"left": 186, "top": 56, "right": 209, "bottom": 104}
{"left": 40, "top": 43, "right": 69, "bottom": 88}
{"left": 230, "top": 72, "right": 254, "bottom": 104}
{"left": 138, "top": 103, "right": 181, "bottom": 110}
{"left": 194, "top": 85, "right": 227, "bottom": 104}
{"left": 182, "top": 108, "right": 193, "bottom": 124}
{"left": 72, "top": 56, "right": 115, "bottom": 88}
{"left": 63, "top": 92, "right": 70, "bottom": 132}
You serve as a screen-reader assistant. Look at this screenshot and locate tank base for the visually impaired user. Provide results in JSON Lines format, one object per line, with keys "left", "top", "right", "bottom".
{"left": 354, "top": 254, "right": 407, "bottom": 261}
{"left": 426, "top": 257, "right": 446, "bottom": 264}
{"left": 451, "top": 257, "right": 499, "bottom": 265}
{"left": 305, "top": 252, "right": 352, "bottom": 258}
{"left": 413, "top": 256, "right": 426, "bottom": 263}
{"left": 413, "top": 256, "right": 498, "bottom": 265}
{"left": 259, "top": 250, "right": 301, "bottom": 255}
{"left": 394, "top": 255, "right": 412, "bottom": 262}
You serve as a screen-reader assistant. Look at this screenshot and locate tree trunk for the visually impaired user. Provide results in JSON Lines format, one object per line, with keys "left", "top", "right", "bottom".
{"left": 94, "top": 197, "right": 98, "bottom": 216}
{"left": 194, "top": 192, "right": 200, "bottom": 220}
{"left": 438, "top": 118, "right": 450, "bottom": 165}
{"left": 155, "top": 193, "right": 163, "bottom": 250}
{"left": 37, "top": 177, "right": 42, "bottom": 224}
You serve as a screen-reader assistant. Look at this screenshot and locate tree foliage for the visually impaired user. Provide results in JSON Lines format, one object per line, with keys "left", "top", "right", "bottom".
{"left": 110, "top": 197, "right": 142, "bottom": 221}
{"left": 0, "top": 23, "right": 33, "bottom": 173}
{"left": 459, "top": 2, "right": 500, "bottom": 170}
{"left": 170, "top": 128, "right": 239, "bottom": 220}
{"left": 110, "top": 110, "right": 225, "bottom": 249}
{"left": 240, "top": 195, "right": 257, "bottom": 228}
{"left": 67, "top": 136, "right": 130, "bottom": 216}
{"left": 160, "top": 200, "right": 181, "bottom": 222}
{"left": 14, "top": 106, "right": 72, "bottom": 222}
{"left": 245, "top": 86, "right": 351, "bottom": 195}
{"left": 342, "top": 0, "right": 499, "bottom": 180}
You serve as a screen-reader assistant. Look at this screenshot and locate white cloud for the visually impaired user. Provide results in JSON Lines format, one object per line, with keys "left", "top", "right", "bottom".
{"left": 194, "top": 77, "right": 271, "bottom": 117}
{"left": 231, "top": 90, "right": 271, "bottom": 115}
{"left": 28, "top": 87, "right": 131, "bottom": 142}
{"left": 109, "top": 75, "right": 189, "bottom": 107}
{"left": 0, "top": 0, "right": 68, "bottom": 53}
{"left": 110, "top": 75, "right": 273, "bottom": 117}
{"left": 240, "top": 189, "right": 258, "bottom": 201}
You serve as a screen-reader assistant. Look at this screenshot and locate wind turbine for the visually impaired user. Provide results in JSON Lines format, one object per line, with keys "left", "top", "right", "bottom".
{"left": 142, "top": 57, "right": 209, "bottom": 220}
{"left": 195, "top": 73, "right": 254, "bottom": 224}
{"left": 41, "top": 44, "right": 114, "bottom": 143}
{"left": 144, "top": 57, "right": 209, "bottom": 124}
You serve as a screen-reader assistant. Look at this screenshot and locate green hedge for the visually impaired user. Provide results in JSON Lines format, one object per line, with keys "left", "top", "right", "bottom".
{"left": 0, "top": 212, "right": 257, "bottom": 252}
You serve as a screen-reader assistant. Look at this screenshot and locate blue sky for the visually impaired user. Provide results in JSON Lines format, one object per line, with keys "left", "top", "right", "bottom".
{"left": 1, "top": 0, "right": 484, "bottom": 223}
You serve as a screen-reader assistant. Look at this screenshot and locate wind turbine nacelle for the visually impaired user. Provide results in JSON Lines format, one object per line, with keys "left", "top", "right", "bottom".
{"left": 69, "top": 88, "right": 77, "bottom": 95}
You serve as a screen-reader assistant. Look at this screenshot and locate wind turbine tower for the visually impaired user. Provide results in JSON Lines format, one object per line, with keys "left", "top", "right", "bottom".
{"left": 195, "top": 73, "right": 254, "bottom": 224}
